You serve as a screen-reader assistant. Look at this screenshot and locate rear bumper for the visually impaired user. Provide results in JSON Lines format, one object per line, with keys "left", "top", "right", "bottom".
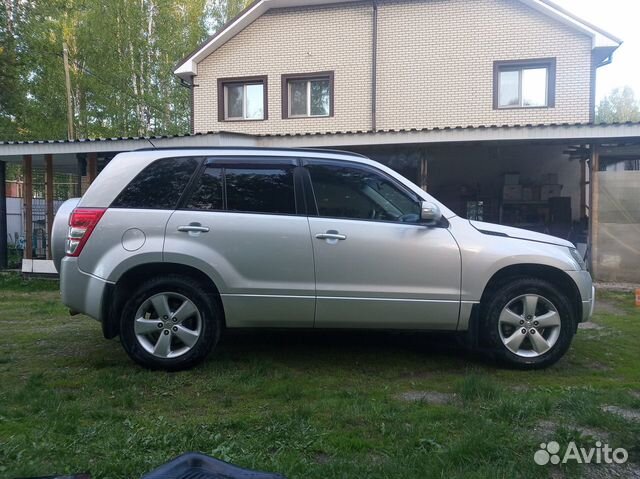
{"left": 60, "top": 257, "right": 111, "bottom": 322}
{"left": 565, "top": 270, "right": 595, "bottom": 322}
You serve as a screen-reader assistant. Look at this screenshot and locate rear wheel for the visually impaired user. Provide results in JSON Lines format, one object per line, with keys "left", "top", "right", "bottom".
{"left": 484, "top": 278, "right": 576, "bottom": 369}
{"left": 120, "top": 275, "right": 221, "bottom": 370}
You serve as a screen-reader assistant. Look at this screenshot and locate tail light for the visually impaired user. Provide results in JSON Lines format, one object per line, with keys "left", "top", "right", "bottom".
{"left": 66, "top": 208, "right": 106, "bottom": 257}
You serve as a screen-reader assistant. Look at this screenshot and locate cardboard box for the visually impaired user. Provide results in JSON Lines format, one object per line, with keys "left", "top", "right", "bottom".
{"left": 541, "top": 184, "right": 563, "bottom": 201}
{"left": 504, "top": 173, "right": 520, "bottom": 185}
{"left": 503, "top": 185, "right": 523, "bottom": 201}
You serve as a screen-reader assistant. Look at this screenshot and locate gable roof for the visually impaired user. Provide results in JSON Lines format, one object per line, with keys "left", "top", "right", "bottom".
{"left": 174, "top": 0, "right": 622, "bottom": 80}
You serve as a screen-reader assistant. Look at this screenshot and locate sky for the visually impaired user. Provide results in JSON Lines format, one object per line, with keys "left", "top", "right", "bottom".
{"left": 552, "top": 0, "right": 640, "bottom": 102}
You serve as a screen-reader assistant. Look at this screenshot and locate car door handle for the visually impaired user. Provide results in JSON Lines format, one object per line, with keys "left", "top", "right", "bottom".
{"left": 178, "top": 224, "right": 210, "bottom": 233}
{"left": 315, "top": 232, "right": 347, "bottom": 241}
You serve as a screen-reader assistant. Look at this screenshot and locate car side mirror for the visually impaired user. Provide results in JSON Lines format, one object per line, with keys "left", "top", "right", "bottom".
{"left": 420, "top": 201, "right": 442, "bottom": 225}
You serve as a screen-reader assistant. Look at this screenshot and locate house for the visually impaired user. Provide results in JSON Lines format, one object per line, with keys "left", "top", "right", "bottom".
{"left": 1, "top": 0, "right": 639, "bottom": 282}
{"left": 170, "top": 0, "right": 640, "bottom": 281}
{"left": 175, "top": 0, "right": 619, "bottom": 135}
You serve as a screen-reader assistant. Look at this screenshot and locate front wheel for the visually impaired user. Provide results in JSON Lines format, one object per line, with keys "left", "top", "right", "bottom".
{"left": 484, "top": 278, "right": 576, "bottom": 369}
{"left": 120, "top": 275, "right": 221, "bottom": 371}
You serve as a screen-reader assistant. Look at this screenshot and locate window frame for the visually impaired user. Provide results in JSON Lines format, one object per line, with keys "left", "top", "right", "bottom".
{"left": 217, "top": 76, "right": 268, "bottom": 122}
{"left": 281, "top": 71, "right": 334, "bottom": 119}
{"left": 493, "top": 58, "right": 556, "bottom": 110}
{"left": 302, "top": 159, "right": 426, "bottom": 225}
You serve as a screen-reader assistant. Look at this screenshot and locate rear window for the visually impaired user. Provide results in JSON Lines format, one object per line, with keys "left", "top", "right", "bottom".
{"left": 111, "top": 157, "right": 200, "bottom": 209}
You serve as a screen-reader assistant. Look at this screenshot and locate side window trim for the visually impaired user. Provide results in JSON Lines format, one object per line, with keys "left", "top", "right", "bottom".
{"left": 176, "top": 159, "right": 209, "bottom": 209}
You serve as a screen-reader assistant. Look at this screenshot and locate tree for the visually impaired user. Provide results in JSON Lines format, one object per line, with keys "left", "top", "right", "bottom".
{"left": 596, "top": 86, "right": 640, "bottom": 124}
{"left": 0, "top": 0, "right": 231, "bottom": 141}
{"left": 206, "top": 0, "right": 252, "bottom": 31}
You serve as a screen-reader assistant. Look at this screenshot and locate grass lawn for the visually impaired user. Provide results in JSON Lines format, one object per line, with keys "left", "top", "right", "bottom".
{"left": 1, "top": 272, "right": 639, "bottom": 478}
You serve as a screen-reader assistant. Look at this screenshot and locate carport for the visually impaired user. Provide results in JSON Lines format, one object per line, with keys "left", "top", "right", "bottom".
{"left": 1, "top": 122, "right": 639, "bottom": 282}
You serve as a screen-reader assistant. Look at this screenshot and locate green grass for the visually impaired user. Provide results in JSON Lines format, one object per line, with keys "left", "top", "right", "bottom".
{"left": 0, "top": 272, "right": 639, "bottom": 478}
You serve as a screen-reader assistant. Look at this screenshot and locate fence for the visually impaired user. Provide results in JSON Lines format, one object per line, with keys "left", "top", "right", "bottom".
{"left": 6, "top": 197, "right": 65, "bottom": 264}
{"left": 595, "top": 170, "right": 640, "bottom": 283}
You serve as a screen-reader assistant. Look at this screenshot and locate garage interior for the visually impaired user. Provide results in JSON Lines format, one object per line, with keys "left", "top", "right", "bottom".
{"left": 356, "top": 142, "right": 589, "bottom": 245}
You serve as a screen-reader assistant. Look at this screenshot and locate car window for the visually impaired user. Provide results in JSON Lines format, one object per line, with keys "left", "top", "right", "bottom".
{"left": 307, "top": 163, "right": 420, "bottom": 222}
{"left": 186, "top": 167, "right": 223, "bottom": 211}
{"left": 211, "top": 165, "right": 295, "bottom": 215}
{"left": 111, "top": 157, "right": 200, "bottom": 209}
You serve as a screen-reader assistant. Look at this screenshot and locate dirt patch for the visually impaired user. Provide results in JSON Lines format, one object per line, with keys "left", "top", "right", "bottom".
{"left": 534, "top": 419, "right": 558, "bottom": 438}
{"left": 576, "top": 426, "right": 611, "bottom": 441}
{"left": 533, "top": 420, "right": 610, "bottom": 441}
{"left": 396, "top": 391, "right": 456, "bottom": 405}
{"left": 602, "top": 405, "right": 640, "bottom": 422}
{"left": 594, "top": 299, "right": 625, "bottom": 316}
{"left": 584, "top": 463, "right": 640, "bottom": 479}
{"left": 314, "top": 453, "right": 332, "bottom": 465}
{"left": 587, "top": 361, "right": 612, "bottom": 372}
{"left": 595, "top": 282, "right": 639, "bottom": 293}
{"left": 579, "top": 321, "right": 604, "bottom": 330}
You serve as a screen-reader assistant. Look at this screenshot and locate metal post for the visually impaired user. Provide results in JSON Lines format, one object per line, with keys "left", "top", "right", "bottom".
{"left": 0, "top": 161, "right": 7, "bottom": 269}
{"left": 588, "top": 144, "right": 600, "bottom": 277}
{"left": 23, "top": 155, "right": 33, "bottom": 260}
{"left": 45, "top": 154, "right": 54, "bottom": 259}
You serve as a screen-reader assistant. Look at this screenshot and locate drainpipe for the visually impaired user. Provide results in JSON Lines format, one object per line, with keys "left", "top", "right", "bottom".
{"left": 371, "top": 0, "right": 378, "bottom": 132}
{"left": 180, "top": 76, "right": 196, "bottom": 134}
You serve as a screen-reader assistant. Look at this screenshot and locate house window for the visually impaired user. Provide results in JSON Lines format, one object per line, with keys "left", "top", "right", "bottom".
{"left": 494, "top": 59, "right": 556, "bottom": 109}
{"left": 282, "top": 72, "right": 334, "bottom": 119}
{"left": 217, "top": 76, "right": 267, "bottom": 121}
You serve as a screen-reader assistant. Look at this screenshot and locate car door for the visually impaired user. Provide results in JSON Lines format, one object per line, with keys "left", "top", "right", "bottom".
{"left": 164, "top": 157, "right": 315, "bottom": 328}
{"left": 305, "top": 159, "right": 461, "bottom": 330}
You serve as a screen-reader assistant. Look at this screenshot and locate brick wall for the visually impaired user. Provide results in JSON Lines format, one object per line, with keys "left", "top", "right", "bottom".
{"left": 194, "top": 2, "right": 373, "bottom": 135}
{"left": 192, "top": 0, "right": 593, "bottom": 135}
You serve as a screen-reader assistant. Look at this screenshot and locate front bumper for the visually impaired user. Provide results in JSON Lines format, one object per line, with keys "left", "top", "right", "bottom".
{"left": 565, "top": 270, "right": 595, "bottom": 322}
{"left": 60, "top": 257, "right": 111, "bottom": 322}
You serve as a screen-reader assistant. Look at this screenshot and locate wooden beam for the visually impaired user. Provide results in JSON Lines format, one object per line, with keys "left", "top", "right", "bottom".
{"left": 418, "top": 152, "right": 428, "bottom": 192}
{"left": 0, "top": 161, "right": 7, "bottom": 269}
{"left": 45, "top": 154, "right": 54, "bottom": 260}
{"left": 23, "top": 155, "right": 33, "bottom": 260}
{"left": 87, "top": 152, "right": 97, "bottom": 184}
{"left": 589, "top": 144, "right": 600, "bottom": 277}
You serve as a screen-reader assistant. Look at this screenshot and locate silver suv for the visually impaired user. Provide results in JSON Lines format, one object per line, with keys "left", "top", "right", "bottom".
{"left": 52, "top": 148, "right": 594, "bottom": 370}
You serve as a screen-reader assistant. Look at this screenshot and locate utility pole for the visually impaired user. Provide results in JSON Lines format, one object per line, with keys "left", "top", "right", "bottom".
{"left": 62, "top": 41, "right": 75, "bottom": 140}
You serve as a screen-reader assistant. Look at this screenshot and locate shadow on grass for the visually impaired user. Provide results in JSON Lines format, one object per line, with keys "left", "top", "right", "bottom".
{"left": 215, "top": 329, "right": 493, "bottom": 369}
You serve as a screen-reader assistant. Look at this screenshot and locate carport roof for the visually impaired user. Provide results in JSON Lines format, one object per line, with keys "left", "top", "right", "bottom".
{"left": 1, "top": 122, "right": 640, "bottom": 166}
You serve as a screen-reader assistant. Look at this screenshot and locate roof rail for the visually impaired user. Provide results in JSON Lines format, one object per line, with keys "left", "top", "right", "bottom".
{"left": 132, "top": 145, "right": 369, "bottom": 159}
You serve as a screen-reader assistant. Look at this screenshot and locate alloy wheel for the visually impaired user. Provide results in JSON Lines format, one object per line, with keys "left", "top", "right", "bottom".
{"left": 133, "top": 292, "right": 202, "bottom": 359}
{"left": 498, "top": 294, "right": 561, "bottom": 358}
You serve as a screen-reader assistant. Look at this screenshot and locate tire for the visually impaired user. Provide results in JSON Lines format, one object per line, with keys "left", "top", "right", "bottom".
{"left": 483, "top": 277, "right": 576, "bottom": 369}
{"left": 120, "top": 274, "right": 221, "bottom": 371}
